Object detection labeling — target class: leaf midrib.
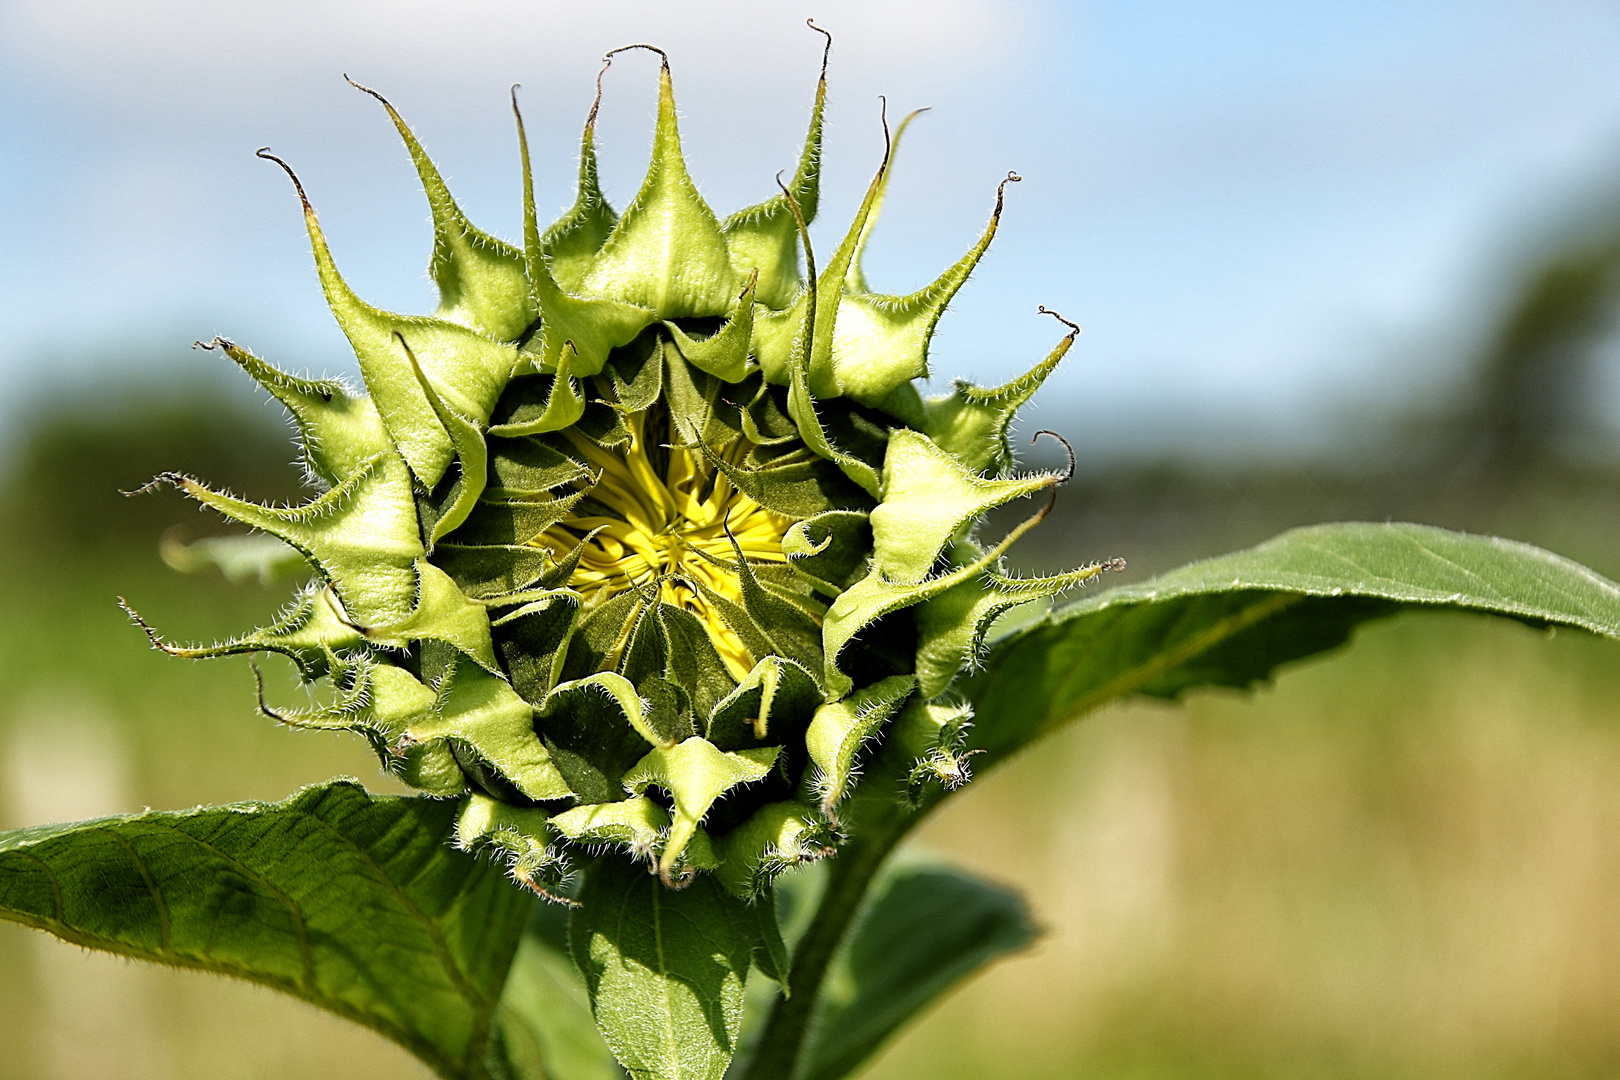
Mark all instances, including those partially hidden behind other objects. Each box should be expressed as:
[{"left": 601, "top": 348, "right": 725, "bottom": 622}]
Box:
[{"left": 988, "top": 591, "right": 1306, "bottom": 748}]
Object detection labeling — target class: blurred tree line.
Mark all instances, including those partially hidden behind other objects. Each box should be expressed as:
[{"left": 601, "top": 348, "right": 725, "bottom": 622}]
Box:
[
  {"left": 2, "top": 388, "right": 303, "bottom": 559},
  {"left": 1454, "top": 195, "right": 1620, "bottom": 475},
  {"left": 1016, "top": 182, "right": 1620, "bottom": 586}
]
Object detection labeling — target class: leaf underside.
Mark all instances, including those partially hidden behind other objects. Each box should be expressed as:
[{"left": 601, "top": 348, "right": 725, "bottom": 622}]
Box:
[
  {"left": 0, "top": 780, "right": 532, "bottom": 1080},
  {"left": 967, "top": 521, "right": 1620, "bottom": 764},
  {"left": 570, "top": 857, "right": 759, "bottom": 1080}
]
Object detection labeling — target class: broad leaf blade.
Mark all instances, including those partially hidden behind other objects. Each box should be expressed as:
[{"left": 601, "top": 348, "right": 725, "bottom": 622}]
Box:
[
  {"left": 0, "top": 779, "right": 531, "bottom": 1080},
  {"left": 968, "top": 522, "right": 1620, "bottom": 762},
  {"left": 799, "top": 863, "right": 1039, "bottom": 1080},
  {"left": 570, "top": 857, "right": 757, "bottom": 1080}
]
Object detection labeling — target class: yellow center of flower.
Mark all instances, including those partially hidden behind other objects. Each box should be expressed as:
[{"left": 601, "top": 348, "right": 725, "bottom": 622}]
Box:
[{"left": 533, "top": 409, "right": 794, "bottom": 679}]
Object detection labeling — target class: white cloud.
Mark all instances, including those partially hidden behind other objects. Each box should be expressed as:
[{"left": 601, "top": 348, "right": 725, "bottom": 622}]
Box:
[{"left": 0, "top": 0, "right": 1020, "bottom": 109}]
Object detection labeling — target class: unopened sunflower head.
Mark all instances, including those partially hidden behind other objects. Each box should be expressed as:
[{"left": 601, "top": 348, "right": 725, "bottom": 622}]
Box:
[{"left": 132, "top": 32, "right": 1118, "bottom": 897}]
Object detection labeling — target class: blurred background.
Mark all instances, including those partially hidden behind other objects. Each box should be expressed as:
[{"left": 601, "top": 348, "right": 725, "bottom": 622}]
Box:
[{"left": 6, "top": 1, "right": 1620, "bottom": 1077}]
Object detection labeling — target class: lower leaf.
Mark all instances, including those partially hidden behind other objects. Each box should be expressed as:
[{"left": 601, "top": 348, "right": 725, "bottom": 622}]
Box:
[
  {"left": 798, "top": 861, "right": 1039, "bottom": 1080},
  {"left": 0, "top": 779, "right": 532, "bottom": 1080},
  {"left": 569, "top": 857, "right": 759, "bottom": 1080}
]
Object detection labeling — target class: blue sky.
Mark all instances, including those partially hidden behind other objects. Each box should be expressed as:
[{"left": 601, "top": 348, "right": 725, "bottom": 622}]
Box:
[{"left": 3, "top": 0, "right": 1619, "bottom": 460}]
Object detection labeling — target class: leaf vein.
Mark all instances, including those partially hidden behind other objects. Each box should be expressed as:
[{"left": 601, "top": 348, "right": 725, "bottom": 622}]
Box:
[
  {"left": 1039, "top": 591, "right": 1305, "bottom": 737},
  {"left": 104, "top": 828, "right": 172, "bottom": 956},
  {"left": 136, "top": 819, "right": 318, "bottom": 992}
]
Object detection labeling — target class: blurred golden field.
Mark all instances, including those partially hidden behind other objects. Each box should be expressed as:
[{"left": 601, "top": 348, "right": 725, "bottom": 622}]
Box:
[
  {"left": 5, "top": 392, "right": 1620, "bottom": 1079},
  {"left": 890, "top": 612, "right": 1620, "bottom": 1080}
]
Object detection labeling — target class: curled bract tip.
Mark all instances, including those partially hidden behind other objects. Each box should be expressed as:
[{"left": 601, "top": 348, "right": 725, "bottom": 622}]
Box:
[
  {"left": 1038, "top": 305, "right": 1080, "bottom": 337},
  {"left": 1031, "top": 429, "right": 1076, "bottom": 482},
  {"left": 807, "top": 18, "right": 833, "bottom": 78},
  {"left": 587, "top": 58, "right": 612, "bottom": 128},
  {"left": 515, "top": 871, "right": 583, "bottom": 907},
  {"left": 603, "top": 43, "right": 670, "bottom": 68},
  {"left": 659, "top": 862, "right": 698, "bottom": 890},
  {"left": 991, "top": 171, "right": 1022, "bottom": 217},
  {"left": 249, "top": 659, "right": 293, "bottom": 723},
  {"left": 255, "top": 148, "right": 310, "bottom": 208},
  {"left": 1028, "top": 430, "right": 1075, "bottom": 519}
]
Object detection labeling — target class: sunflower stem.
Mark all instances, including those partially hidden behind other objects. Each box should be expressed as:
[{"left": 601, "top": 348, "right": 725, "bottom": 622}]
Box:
[{"left": 739, "top": 799, "right": 917, "bottom": 1080}]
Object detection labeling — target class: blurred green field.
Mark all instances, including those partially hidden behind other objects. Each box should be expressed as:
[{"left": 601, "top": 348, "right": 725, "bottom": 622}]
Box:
[{"left": 5, "top": 393, "right": 1620, "bottom": 1079}]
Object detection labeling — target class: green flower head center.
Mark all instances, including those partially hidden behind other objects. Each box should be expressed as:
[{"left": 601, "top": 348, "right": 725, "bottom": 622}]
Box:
[{"left": 537, "top": 406, "right": 795, "bottom": 678}]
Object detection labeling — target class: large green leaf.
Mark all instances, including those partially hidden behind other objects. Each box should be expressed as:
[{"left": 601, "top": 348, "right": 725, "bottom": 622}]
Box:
[
  {"left": 569, "top": 857, "right": 759, "bottom": 1080},
  {"left": 0, "top": 780, "right": 533, "bottom": 1080},
  {"left": 797, "top": 863, "right": 1038, "bottom": 1080},
  {"left": 967, "top": 522, "right": 1620, "bottom": 762}
]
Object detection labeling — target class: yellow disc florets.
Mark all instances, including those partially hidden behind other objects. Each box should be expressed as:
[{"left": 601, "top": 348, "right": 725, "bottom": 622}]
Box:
[{"left": 536, "top": 406, "right": 797, "bottom": 678}]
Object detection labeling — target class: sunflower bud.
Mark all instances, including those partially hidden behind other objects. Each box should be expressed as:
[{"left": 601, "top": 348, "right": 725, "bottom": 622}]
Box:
[{"left": 133, "top": 37, "right": 1116, "bottom": 897}]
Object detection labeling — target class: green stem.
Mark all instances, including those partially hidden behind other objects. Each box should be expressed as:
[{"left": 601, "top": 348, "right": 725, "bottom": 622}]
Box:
[{"left": 738, "top": 802, "right": 915, "bottom": 1080}]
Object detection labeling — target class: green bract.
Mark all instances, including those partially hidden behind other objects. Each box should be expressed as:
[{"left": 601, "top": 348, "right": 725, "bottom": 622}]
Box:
[{"left": 133, "top": 42, "right": 1111, "bottom": 897}]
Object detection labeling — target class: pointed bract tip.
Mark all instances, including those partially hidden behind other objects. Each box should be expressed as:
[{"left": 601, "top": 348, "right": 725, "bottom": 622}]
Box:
[
  {"left": 120, "top": 470, "right": 183, "bottom": 498},
  {"left": 256, "top": 148, "right": 311, "bottom": 210},
  {"left": 774, "top": 169, "right": 816, "bottom": 278},
  {"left": 342, "top": 73, "right": 392, "bottom": 110},
  {"left": 389, "top": 332, "right": 436, "bottom": 407},
  {"left": 117, "top": 597, "right": 184, "bottom": 656}
]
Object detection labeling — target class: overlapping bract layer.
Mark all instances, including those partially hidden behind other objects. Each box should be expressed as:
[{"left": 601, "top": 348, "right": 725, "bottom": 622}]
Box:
[{"left": 139, "top": 44, "right": 1112, "bottom": 896}]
